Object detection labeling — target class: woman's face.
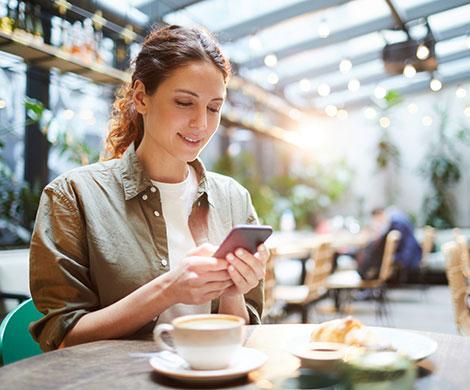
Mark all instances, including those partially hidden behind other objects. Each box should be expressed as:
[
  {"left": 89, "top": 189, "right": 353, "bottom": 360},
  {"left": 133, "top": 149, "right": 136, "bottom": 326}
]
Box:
[{"left": 134, "top": 60, "right": 226, "bottom": 163}]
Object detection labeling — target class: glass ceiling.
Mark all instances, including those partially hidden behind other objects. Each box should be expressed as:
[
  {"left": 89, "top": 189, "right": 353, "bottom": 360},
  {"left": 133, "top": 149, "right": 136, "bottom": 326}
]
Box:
[{"left": 124, "top": 0, "right": 470, "bottom": 111}]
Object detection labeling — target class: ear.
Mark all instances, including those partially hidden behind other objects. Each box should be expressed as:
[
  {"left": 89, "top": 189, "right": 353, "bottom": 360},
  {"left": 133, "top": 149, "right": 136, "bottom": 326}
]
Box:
[{"left": 133, "top": 80, "right": 150, "bottom": 115}]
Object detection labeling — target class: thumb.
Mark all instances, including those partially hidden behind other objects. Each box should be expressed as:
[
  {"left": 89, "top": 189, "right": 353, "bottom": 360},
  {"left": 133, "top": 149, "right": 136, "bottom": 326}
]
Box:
[{"left": 187, "top": 243, "right": 218, "bottom": 257}]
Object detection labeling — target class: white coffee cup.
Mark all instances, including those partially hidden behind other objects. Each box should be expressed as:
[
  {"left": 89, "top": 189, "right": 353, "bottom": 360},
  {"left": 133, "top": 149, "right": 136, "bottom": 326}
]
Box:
[{"left": 153, "top": 314, "right": 245, "bottom": 370}]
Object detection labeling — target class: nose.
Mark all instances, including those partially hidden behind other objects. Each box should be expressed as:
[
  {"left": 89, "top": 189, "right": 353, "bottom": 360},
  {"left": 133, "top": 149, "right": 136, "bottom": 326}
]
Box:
[{"left": 190, "top": 106, "right": 208, "bottom": 130}]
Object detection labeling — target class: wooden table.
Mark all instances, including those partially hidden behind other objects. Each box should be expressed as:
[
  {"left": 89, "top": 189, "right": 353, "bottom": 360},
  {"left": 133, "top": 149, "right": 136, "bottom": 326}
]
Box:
[
  {"left": 0, "top": 324, "right": 468, "bottom": 389},
  {"left": 267, "top": 231, "right": 370, "bottom": 260}
]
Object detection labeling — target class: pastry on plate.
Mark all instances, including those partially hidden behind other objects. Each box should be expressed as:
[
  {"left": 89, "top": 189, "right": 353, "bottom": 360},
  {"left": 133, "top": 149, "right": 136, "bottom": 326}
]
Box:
[{"left": 310, "top": 317, "right": 377, "bottom": 347}]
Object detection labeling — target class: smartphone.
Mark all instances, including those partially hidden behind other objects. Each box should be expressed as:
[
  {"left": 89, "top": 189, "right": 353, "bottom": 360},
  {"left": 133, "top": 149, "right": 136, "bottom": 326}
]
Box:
[{"left": 213, "top": 225, "right": 273, "bottom": 259}]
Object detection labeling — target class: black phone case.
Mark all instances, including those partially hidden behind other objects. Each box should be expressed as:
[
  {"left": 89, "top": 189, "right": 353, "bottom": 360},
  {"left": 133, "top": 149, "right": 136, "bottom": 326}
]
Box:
[{"left": 213, "top": 225, "right": 273, "bottom": 258}]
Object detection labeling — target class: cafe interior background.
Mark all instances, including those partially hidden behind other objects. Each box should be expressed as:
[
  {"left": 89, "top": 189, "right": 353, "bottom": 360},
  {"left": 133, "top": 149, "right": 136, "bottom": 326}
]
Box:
[{"left": 0, "top": 0, "right": 469, "bottom": 356}]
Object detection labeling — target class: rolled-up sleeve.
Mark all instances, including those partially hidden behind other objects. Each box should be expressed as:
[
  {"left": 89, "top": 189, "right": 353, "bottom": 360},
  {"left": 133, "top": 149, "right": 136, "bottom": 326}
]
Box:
[{"left": 29, "top": 181, "right": 99, "bottom": 351}]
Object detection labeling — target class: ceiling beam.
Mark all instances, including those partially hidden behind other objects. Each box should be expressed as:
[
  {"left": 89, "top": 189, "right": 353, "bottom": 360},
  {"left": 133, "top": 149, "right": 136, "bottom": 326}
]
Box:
[
  {"left": 278, "top": 22, "right": 469, "bottom": 89},
  {"left": 339, "top": 66, "right": 470, "bottom": 109},
  {"left": 306, "top": 47, "right": 470, "bottom": 98},
  {"left": 238, "top": 0, "right": 469, "bottom": 69},
  {"left": 216, "top": 0, "right": 349, "bottom": 42},
  {"left": 137, "top": 0, "right": 205, "bottom": 21}
]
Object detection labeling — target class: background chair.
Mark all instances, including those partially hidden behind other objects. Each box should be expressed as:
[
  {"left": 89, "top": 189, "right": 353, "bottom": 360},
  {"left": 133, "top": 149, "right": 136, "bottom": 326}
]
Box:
[
  {"left": 444, "top": 241, "right": 470, "bottom": 336},
  {"left": 326, "top": 230, "right": 401, "bottom": 323},
  {"left": 0, "top": 298, "right": 43, "bottom": 365},
  {"left": 274, "top": 241, "right": 334, "bottom": 323}
]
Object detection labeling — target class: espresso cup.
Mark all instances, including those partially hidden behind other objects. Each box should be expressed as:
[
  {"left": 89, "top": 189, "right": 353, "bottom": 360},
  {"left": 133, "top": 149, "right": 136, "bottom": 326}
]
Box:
[{"left": 153, "top": 314, "right": 245, "bottom": 370}]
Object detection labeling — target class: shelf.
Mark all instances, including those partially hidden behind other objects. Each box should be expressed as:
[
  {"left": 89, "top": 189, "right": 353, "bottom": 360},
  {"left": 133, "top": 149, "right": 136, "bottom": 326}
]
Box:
[{"left": 0, "top": 29, "right": 130, "bottom": 84}]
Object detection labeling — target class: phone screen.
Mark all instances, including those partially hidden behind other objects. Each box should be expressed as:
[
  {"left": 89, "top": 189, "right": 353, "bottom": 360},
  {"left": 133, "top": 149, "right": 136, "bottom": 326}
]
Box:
[{"left": 213, "top": 225, "right": 273, "bottom": 259}]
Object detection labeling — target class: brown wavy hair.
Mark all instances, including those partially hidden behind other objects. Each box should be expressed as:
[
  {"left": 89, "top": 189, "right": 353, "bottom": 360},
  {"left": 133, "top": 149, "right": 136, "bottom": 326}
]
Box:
[{"left": 103, "top": 25, "right": 232, "bottom": 160}]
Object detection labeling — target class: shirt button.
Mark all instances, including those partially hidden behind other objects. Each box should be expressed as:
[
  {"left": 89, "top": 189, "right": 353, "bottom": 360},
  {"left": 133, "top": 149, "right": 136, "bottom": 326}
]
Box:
[
  {"left": 142, "top": 194, "right": 148, "bottom": 201},
  {"left": 154, "top": 210, "right": 160, "bottom": 217},
  {"left": 161, "top": 259, "right": 168, "bottom": 267},
  {"left": 150, "top": 187, "right": 157, "bottom": 193}
]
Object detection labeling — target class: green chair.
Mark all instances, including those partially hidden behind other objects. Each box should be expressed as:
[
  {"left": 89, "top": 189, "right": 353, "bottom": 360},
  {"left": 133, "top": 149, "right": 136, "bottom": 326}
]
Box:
[{"left": 0, "top": 298, "right": 43, "bottom": 365}]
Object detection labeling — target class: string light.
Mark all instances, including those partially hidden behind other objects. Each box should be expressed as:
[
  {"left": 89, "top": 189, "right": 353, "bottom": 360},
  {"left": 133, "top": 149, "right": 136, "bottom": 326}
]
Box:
[
  {"left": 121, "top": 24, "right": 137, "bottom": 45},
  {"left": 249, "top": 36, "right": 262, "bottom": 51},
  {"left": 416, "top": 44, "right": 430, "bottom": 60},
  {"left": 318, "top": 20, "right": 330, "bottom": 38},
  {"left": 374, "top": 86, "right": 387, "bottom": 99},
  {"left": 364, "top": 107, "right": 377, "bottom": 119},
  {"left": 339, "top": 59, "right": 352, "bottom": 74},
  {"left": 325, "top": 105, "right": 338, "bottom": 117},
  {"left": 299, "top": 79, "right": 311, "bottom": 92},
  {"left": 430, "top": 77, "right": 442, "bottom": 92},
  {"left": 337, "top": 108, "right": 348, "bottom": 120},
  {"left": 264, "top": 54, "right": 278, "bottom": 68},
  {"left": 348, "top": 78, "right": 360, "bottom": 92},
  {"left": 317, "top": 83, "right": 331, "bottom": 97},
  {"left": 403, "top": 64, "right": 416, "bottom": 78},
  {"left": 407, "top": 103, "right": 418, "bottom": 114},
  {"left": 267, "top": 73, "right": 279, "bottom": 85},
  {"left": 456, "top": 87, "right": 467, "bottom": 98},
  {"left": 379, "top": 116, "right": 390, "bottom": 128},
  {"left": 422, "top": 116, "right": 433, "bottom": 126},
  {"left": 0, "top": 99, "right": 6, "bottom": 109}
]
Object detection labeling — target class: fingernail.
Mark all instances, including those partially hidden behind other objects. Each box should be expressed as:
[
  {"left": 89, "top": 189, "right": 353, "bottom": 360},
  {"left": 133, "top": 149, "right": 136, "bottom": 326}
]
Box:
[
  {"left": 228, "top": 265, "right": 235, "bottom": 272},
  {"left": 227, "top": 253, "right": 235, "bottom": 261},
  {"left": 236, "top": 249, "right": 244, "bottom": 257}
]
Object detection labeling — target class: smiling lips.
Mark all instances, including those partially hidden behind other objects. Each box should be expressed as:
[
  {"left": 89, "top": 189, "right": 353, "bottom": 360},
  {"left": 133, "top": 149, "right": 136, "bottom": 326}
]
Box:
[{"left": 178, "top": 133, "right": 203, "bottom": 145}]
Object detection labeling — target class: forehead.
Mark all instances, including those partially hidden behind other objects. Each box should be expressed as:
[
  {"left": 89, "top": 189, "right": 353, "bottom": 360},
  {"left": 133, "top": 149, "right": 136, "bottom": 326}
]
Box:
[{"left": 158, "top": 61, "right": 226, "bottom": 98}]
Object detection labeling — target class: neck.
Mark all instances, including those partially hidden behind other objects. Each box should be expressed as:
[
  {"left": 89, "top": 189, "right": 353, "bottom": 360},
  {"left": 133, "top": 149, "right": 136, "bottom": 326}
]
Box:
[{"left": 135, "top": 135, "right": 189, "bottom": 183}]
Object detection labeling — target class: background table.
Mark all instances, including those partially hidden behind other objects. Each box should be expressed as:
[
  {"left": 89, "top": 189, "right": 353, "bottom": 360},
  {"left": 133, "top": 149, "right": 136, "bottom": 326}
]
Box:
[{"left": 0, "top": 324, "right": 468, "bottom": 389}]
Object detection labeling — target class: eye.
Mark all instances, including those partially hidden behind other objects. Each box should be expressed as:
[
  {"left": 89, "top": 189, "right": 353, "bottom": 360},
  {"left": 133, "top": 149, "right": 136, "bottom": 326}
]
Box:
[
  {"left": 208, "top": 106, "right": 221, "bottom": 113},
  {"left": 176, "top": 100, "right": 192, "bottom": 107}
]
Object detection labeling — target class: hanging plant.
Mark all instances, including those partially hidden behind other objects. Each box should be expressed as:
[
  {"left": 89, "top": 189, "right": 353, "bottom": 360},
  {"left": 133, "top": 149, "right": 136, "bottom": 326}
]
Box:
[{"left": 419, "top": 102, "right": 469, "bottom": 228}]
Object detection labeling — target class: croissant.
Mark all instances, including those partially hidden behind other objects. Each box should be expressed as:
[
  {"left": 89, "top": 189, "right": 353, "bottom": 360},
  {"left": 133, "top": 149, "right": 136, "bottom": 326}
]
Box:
[{"left": 310, "top": 317, "right": 372, "bottom": 346}]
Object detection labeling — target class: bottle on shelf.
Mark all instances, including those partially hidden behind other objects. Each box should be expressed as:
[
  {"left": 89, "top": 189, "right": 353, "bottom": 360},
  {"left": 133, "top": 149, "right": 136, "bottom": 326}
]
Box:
[
  {"left": 70, "top": 20, "right": 83, "bottom": 57},
  {"left": 32, "top": 4, "right": 43, "bottom": 43},
  {"left": 82, "top": 18, "right": 94, "bottom": 63},
  {"left": 0, "top": 0, "right": 14, "bottom": 33},
  {"left": 24, "top": 0, "right": 33, "bottom": 35},
  {"left": 60, "top": 20, "right": 72, "bottom": 53}
]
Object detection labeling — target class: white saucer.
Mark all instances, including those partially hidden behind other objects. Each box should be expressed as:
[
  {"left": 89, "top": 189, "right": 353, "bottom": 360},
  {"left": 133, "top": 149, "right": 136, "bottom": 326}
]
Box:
[{"left": 149, "top": 347, "right": 268, "bottom": 383}]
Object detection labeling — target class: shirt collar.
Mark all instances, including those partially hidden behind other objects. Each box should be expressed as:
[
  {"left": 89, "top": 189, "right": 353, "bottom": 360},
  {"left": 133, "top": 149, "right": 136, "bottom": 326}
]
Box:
[{"left": 120, "top": 143, "right": 213, "bottom": 205}]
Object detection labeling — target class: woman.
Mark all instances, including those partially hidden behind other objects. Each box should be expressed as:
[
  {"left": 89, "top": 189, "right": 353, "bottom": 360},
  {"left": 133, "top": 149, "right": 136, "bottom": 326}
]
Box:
[{"left": 29, "top": 25, "right": 268, "bottom": 352}]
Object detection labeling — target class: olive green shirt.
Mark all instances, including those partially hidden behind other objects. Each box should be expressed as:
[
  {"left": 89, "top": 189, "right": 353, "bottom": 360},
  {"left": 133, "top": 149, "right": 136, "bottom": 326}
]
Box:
[{"left": 29, "top": 144, "right": 263, "bottom": 352}]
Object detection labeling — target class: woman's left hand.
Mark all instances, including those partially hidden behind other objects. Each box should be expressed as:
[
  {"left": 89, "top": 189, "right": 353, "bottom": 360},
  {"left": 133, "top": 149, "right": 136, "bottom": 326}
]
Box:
[{"left": 221, "top": 244, "right": 270, "bottom": 296}]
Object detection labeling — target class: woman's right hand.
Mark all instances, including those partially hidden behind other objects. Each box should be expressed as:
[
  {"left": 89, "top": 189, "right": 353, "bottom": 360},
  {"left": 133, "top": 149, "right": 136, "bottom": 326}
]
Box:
[{"left": 166, "top": 244, "right": 234, "bottom": 305}]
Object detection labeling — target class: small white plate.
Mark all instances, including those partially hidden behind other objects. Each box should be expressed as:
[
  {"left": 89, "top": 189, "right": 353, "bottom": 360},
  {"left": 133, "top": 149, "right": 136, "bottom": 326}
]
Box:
[
  {"left": 149, "top": 347, "right": 268, "bottom": 383},
  {"left": 370, "top": 327, "right": 437, "bottom": 361},
  {"left": 290, "top": 326, "right": 437, "bottom": 362}
]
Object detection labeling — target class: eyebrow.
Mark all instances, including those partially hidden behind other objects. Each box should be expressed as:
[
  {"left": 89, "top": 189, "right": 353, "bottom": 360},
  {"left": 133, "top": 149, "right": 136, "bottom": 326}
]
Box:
[{"left": 174, "top": 89, "right": 224, "bottom": 102}]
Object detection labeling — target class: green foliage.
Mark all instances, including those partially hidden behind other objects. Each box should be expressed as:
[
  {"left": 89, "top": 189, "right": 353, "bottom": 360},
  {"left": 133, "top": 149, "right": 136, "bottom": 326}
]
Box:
[
  {"left": 0, "top": 97, "right": 100, "bottom": 247},
  {"left": 376, "top": 131, "right": 400, "bottom": 170},
  {"left": 212, "top": 150, "right": 351, "bottom": 229},
  {"left": 419, "top": 103, "right": 470, "bottom": 228},
  {"left": 374, "top": 90, "right": 402, "bottom": 172},
  {"left": 383, "top": 90, "right": 403, "bottom": 109}
]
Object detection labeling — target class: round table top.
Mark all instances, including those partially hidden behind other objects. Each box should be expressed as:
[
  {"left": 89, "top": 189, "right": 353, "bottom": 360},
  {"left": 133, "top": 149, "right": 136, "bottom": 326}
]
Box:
[{"left": 0, "top": 324, "right": 468, "bottom": 389}]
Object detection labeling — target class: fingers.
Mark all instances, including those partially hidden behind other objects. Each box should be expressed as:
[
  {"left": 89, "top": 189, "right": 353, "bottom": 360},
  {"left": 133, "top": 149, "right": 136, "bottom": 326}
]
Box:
[
  {"left": 197, "top": 270, "right": 232, "bottom": 283},
  {"left": 228, "top": 248, "right": 265, "bottom": 281},
  {"left": 227, "top": 263, "right": 250, "bottom": 293},
  {"left": 186, "top": 256, "right": 229, "bottom": 272},
  {"left": 255, "top": 244, "right": 270, "bottom": 264},
  {"left": 187, "top": 243, "right": 218, "bottom": 257}
]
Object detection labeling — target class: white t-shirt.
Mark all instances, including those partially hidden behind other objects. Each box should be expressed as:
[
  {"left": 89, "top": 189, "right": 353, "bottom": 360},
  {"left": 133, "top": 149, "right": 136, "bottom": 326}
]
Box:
[{"left": 152, "top": 165, "right": 211, "bottom": 324}]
